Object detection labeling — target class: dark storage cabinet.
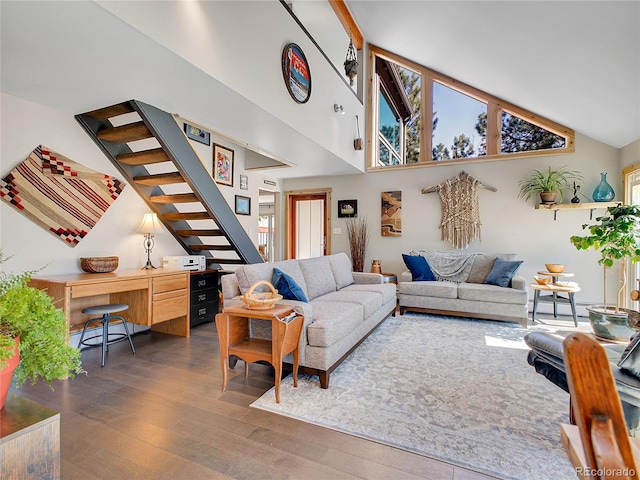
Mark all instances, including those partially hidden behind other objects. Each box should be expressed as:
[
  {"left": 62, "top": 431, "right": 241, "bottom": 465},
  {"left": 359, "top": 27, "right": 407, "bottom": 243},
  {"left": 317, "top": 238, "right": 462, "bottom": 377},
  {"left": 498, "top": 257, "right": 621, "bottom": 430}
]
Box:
[{"left": 190, "top": 270, "right": 218, "bottom": 328}]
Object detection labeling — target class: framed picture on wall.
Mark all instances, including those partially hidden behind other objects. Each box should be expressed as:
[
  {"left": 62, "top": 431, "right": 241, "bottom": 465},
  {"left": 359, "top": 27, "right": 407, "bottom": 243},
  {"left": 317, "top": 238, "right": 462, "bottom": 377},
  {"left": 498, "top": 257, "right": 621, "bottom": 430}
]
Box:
[
  {"left": 183, "top": 123, "right": 210, "bottom": 145},
  {"left": 213, "top": 144, "right": 234, "bottom": 187},
  {"left": 240, "top": 174, "right": 248, "bottom": 190},
  {"left": 338, "top": 199, "right": 357, "bottom": 218},
  {"left": 235, "top": 195, "right": 251, "bottom": 215}
]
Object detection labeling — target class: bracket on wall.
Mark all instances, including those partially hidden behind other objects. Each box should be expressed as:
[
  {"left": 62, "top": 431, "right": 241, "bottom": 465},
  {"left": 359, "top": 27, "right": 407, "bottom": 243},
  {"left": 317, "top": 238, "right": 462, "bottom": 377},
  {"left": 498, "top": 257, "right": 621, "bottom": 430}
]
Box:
[{"left": 535, "top": 202, "right": 620, "bottom": 221}]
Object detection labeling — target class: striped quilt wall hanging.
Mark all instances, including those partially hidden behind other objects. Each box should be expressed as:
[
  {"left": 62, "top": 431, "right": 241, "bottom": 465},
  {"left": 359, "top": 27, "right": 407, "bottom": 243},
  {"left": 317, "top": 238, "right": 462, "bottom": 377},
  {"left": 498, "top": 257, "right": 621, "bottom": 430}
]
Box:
[{"left": 0, "top": 145, "right": 126, "bottom": 247}]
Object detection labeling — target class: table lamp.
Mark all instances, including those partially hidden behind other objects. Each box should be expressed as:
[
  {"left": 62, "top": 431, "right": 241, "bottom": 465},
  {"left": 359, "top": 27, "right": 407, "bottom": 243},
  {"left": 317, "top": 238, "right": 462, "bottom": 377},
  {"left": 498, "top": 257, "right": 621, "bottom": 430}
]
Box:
[{"left": 137, "top": 212, "right": 162, "bottom": 269}]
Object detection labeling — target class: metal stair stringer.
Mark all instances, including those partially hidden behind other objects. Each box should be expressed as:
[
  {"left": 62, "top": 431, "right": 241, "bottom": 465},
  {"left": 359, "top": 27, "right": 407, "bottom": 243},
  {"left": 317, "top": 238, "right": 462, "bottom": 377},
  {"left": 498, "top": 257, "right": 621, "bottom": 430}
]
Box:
[{"left": 75, "top": 100, "right": 263, "bottom": 268}]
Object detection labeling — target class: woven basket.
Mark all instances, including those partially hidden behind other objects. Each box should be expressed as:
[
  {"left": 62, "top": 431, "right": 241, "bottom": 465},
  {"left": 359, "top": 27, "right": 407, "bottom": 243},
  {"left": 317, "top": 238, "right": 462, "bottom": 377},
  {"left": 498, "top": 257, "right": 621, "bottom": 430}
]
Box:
[
  {"left": 240, "top": 280, "right": 283, "bottom": 310},
  {"left": 80, "top": 256, "right": 119, "bottom": 273}
]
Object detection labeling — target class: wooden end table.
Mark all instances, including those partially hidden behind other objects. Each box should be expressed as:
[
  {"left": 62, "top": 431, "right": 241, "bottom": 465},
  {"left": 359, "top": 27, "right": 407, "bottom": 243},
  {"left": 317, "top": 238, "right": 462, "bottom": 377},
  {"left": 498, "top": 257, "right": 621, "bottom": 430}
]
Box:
[
  {"left": 531, "top": 280, "right": 581, "bottom": 327},
  {"left": 215, "top": 303, "right": 304, "bottom": 403}
]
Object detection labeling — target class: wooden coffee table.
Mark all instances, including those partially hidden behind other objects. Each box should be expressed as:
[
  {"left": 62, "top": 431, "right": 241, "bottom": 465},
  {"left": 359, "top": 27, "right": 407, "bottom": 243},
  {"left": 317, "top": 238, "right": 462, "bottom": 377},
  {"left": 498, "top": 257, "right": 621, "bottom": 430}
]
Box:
[{"left": 215, "top": 303, "right": 304, "bottom": 403}]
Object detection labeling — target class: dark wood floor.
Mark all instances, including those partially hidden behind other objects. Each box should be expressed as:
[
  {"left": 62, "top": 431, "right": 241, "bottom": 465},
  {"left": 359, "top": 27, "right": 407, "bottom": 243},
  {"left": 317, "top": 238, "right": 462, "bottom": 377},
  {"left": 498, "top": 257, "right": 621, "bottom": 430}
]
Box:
[{"left": 14, "top": 321, "right": 496, "bottom": 480}]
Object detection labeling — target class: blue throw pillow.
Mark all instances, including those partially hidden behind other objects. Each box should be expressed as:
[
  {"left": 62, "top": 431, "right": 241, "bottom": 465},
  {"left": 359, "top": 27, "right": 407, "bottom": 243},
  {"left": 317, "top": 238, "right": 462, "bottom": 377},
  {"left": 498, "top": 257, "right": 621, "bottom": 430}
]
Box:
[
  {"left": 484, "top": 258, "right": 523, "bottom": 288},
  {"left": 271, "top": 268, "right": 308, "bottom": 302},
  {"left": 402, "top": 254, "right": 437, "bottom": 281}
]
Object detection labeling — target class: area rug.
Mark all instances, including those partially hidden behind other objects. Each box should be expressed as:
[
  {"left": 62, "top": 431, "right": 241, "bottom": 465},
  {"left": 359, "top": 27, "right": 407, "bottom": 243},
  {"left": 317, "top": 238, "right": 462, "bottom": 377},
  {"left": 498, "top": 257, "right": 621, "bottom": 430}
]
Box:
[{"left": 251, "top": 314, "right": 579, "bottom": 480}]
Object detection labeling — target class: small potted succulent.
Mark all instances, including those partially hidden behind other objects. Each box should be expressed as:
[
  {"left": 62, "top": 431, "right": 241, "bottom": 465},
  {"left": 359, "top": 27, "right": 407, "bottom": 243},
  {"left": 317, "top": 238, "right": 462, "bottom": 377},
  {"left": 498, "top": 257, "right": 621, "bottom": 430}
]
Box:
[
  {"left": 570, "top": 205, "right": 640, "bottom": 341},
  {"left": 0, "top": 251, "right": 83, "bottom": 409},
  {"left": 518, "top": 166, "right": 582, "bottom": 204}
]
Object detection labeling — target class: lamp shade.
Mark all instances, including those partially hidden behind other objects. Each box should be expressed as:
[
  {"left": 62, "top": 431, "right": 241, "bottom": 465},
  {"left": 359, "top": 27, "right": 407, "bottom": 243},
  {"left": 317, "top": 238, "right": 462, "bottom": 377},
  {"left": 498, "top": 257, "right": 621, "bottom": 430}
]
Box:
[{"left": 137, "top": 212, "right": 162, "bottom": 234}]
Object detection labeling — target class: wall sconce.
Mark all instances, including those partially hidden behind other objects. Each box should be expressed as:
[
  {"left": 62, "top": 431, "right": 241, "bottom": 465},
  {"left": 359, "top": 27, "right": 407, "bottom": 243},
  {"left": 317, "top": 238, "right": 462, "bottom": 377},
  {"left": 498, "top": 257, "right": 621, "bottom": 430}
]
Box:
[
  {"left": 334, "top": 104, "right": 345, "bottom": 115},
  {"left": 137, "top": 212, "right": 162, "bottom": 269}
]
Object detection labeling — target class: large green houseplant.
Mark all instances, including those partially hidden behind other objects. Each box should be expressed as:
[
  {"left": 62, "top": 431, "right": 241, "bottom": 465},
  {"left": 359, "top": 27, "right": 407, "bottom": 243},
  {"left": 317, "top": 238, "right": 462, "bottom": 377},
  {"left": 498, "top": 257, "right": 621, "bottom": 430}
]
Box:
[
  {"left": 570, "top": 204, "right": 640, "bottom": 340},
  {"left": 0, "top": 251, "right": 83, "bottom": 408},
  {"left": 518, "top": 165, "right": 582, "bottom": 204}
]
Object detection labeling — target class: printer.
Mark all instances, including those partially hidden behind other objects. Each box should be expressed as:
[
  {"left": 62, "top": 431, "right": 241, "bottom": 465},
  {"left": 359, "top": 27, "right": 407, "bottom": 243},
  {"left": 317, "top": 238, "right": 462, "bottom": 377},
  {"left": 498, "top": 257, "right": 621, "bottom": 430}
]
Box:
[{"left": 162, "top": 255, "right": 206, "bottom": 271}]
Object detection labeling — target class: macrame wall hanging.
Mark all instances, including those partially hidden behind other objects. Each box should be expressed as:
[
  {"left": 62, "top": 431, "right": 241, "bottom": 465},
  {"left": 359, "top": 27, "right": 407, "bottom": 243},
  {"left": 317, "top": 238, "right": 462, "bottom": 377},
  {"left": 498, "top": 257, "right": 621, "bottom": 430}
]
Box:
[{"left": 422, "top": 171, "right": 496, "bottom": 249}]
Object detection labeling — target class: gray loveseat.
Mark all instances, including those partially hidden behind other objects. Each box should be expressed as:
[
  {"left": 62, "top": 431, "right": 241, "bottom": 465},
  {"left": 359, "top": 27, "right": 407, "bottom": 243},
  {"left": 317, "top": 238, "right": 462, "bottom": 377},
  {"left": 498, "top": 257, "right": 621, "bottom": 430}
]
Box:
[
  {"left": 398, "top": 251, "right": 529, "bottom": 327},
  {"left": 221, "top": 252, "right": 397, "bottom": 388}
]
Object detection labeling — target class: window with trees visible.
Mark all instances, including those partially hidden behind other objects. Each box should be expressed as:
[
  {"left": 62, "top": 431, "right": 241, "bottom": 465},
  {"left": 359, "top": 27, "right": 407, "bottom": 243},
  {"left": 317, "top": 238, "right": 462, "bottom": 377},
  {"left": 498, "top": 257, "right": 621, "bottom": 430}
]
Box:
[{"left": 369, "top": 45, "right": 574, "bottom": 169}]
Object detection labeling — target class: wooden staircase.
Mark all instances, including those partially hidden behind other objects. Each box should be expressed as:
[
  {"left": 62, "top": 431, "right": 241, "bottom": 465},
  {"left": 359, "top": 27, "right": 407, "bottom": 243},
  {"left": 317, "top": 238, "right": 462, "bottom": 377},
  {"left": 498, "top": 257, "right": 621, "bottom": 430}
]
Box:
[{"left": 75, "top": 100, "right": 264, "bottom": 269}]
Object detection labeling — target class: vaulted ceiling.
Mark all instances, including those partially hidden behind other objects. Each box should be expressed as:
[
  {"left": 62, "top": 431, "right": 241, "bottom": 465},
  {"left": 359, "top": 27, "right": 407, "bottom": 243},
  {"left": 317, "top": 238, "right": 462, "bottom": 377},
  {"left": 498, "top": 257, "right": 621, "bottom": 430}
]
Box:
[
  {"left": 346, "top": 0, "right": 639, "bottom": 149},
  {"left": 1, "top": 1, "right": 638, "bottom": 184}
]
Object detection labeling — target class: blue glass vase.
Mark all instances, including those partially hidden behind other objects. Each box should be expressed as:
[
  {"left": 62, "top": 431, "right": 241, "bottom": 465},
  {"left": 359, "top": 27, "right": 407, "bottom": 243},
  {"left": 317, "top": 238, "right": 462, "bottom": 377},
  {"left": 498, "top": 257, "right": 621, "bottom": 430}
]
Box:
[{"left": 592, "top": 172, "right": 615, "bottom": 202}]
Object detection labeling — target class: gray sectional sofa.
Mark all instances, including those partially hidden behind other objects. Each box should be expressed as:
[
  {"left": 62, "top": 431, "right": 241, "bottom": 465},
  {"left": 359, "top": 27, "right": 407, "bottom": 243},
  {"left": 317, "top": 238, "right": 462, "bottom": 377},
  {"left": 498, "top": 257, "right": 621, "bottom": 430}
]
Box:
[
  {"left": 221, "top": 252, "right": 397, "bottom": 388},
  {"left": 398, "top": 251, "right": 529, "bottom": 327}
]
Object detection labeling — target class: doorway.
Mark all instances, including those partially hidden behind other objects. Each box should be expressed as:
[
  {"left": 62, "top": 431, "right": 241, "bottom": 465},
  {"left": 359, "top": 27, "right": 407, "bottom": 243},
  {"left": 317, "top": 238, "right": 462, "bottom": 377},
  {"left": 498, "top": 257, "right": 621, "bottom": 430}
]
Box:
[
  {"left": 286, "top": 189, "right": 331, "bottom": 259},
  {"left": 258, "top": 189, "right": 276, "bottom": 262}
]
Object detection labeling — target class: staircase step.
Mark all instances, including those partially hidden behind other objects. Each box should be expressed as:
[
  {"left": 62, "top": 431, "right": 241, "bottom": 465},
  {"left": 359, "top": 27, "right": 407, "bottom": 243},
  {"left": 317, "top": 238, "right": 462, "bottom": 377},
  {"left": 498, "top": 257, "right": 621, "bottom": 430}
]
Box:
[
  {"left": 133, "top": 172, "right": 184, "bottom": 186},
  {"left": 209, "top": 258, "right": 246, "bottom": 265},
  {"left": 164, "top": 212, "right": 211, "bottom": 221},
  {"left": 118, "top": 148, "right": 169, "bottom": 166},
  {"left": 83, "top": 102, "right": 135, "bottom": 120},
  {"left": 176, "top": 229, "right": 223, "bottom": 237},
  {"left": 189, "top": 244, "right": 237, "bottom": 252},
  {"left": 97, "top": 122, "right": 152, "bottom": 143},
  {"left": 150, "top": 193, "right": 199, "bottom": 204}
]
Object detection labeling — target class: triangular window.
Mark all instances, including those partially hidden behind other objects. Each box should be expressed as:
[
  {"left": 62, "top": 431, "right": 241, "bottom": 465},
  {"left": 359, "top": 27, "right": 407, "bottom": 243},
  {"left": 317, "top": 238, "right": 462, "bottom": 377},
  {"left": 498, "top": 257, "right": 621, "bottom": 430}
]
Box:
[{"left": 369, "top": 45, "right": 574, "bottom": 169}]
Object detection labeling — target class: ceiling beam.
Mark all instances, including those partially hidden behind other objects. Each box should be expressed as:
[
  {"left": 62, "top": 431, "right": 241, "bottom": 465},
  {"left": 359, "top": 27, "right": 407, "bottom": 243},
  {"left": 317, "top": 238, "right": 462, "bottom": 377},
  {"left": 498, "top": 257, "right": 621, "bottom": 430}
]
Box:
[{"left": 329, "top": 0, "right": 363, "bottom": 50}]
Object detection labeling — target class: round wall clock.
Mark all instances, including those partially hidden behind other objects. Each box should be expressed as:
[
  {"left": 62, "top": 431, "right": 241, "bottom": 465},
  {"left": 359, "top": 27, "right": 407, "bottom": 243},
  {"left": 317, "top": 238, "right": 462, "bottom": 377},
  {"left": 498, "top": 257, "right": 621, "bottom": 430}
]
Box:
[{"left": 282, "top": 43, "right": 311, "bottom": 104}]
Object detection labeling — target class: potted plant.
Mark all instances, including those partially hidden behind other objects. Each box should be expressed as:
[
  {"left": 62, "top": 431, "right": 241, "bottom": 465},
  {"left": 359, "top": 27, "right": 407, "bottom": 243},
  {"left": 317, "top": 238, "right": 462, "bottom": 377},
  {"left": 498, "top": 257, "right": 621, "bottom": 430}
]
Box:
[
  {"left": 570, "top": 204, "right": 640, "bottom": 341},
  {"left": 518, "top": 166, "right": 582, "bottom": 204},
  {"left": 0, "top": 251, "right": 83, "bottom": 409}
]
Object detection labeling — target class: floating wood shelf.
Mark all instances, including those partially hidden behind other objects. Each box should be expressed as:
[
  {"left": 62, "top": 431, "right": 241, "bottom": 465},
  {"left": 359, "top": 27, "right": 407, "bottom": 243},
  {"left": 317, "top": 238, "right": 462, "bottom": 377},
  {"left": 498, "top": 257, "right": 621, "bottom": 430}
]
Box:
[{"left": 536, "top": 201, "right": 620, "bottom": 220}]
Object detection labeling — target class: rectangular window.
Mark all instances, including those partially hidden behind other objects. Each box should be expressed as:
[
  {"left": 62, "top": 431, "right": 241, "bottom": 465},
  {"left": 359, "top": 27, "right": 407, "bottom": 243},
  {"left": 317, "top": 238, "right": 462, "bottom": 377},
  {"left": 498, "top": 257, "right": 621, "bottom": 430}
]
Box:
[{"left": 432, "top": 82, "right": 487, "bottom": 161}]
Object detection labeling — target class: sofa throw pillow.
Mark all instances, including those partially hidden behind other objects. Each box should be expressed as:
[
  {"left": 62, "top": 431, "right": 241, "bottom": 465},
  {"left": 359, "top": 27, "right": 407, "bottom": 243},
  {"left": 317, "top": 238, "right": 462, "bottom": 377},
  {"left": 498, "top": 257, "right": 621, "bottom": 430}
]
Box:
[
  {"left": 484, "top": 258, "right": 523, "bottom": 288},
  {"left": 618, "top": 333, "right": 640, "bottom": 379},
  {"left": 272, "top": 268, "right": 309, "bottom": 302},
  {"left": 402, "top": 254, "right": 437, "bottom": 281}
]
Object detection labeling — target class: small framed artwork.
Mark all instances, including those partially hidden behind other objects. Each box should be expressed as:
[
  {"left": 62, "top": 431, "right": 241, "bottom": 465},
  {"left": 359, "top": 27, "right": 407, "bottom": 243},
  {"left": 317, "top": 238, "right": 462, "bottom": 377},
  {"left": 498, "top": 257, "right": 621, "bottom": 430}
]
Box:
[
  {"left": 240, "top": 174, "right": 248, "bottom": 190},
  {"left": 338, "top": 199, "right": 357, "bottom": 218},
  {"left": 381, "top": 191, "right": 402, "bottom": 236},
  {"left": 235, "top": 195, "right": 251, "bottom": 215},
  {"left": 183, "top": 123, "right": 210, "bottom": 145},
  {"left": 213, "top": 144, "right": 234, "bottom": 187}
]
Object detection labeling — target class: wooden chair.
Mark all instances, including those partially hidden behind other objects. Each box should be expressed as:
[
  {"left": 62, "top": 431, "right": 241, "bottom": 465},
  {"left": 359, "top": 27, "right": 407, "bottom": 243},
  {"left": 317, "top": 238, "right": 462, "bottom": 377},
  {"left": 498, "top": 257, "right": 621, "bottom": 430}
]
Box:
[{"left": 563, "top": 332, "right": 639, "bottom": 479}]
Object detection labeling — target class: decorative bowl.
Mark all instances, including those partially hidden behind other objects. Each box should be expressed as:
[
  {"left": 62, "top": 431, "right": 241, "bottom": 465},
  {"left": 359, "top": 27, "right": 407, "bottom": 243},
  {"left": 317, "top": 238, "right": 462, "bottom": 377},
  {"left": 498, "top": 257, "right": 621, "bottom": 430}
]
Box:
[
  {"left": 80, "top": 256, "right": 119, "bottom": 273},
  {"left": 534, "top": 276, "right": 551, "bottom": 285},
  {"left": 545, "top": 263, "right": 566, "bottom": 274}
]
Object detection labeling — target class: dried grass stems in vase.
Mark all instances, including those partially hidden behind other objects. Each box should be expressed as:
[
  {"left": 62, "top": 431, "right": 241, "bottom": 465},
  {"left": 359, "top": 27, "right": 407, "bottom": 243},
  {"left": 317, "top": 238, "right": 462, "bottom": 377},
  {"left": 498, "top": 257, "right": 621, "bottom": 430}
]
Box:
[{"left": 345, "top": 217, "right": 369, "bottom": 272}]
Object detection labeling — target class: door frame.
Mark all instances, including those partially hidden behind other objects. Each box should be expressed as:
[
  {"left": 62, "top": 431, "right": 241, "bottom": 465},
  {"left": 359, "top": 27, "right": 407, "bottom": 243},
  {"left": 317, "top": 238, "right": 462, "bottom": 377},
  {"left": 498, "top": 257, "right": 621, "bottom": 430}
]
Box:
[
  {"left": 284, "top": 188, "right": 332, "bottom": 259},
  {"left": 622, "top": 162, "right": 640, "bottom": 307}
]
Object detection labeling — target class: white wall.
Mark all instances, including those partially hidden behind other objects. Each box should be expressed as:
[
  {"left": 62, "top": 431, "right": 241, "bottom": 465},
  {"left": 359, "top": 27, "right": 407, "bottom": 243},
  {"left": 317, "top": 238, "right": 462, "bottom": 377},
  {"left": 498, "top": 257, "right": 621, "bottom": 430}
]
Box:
[
  {"left": 96, "top": 0, "right": 365, "bottom": 175},
  {"left": 283, "top": 133, "right": 622, "bottom": 311},
  {"left": 622, "top": 138, "right": 640, "bottom": 169},
  {"left": 0, "top": 93, "right": 279, "bottom": 276}
]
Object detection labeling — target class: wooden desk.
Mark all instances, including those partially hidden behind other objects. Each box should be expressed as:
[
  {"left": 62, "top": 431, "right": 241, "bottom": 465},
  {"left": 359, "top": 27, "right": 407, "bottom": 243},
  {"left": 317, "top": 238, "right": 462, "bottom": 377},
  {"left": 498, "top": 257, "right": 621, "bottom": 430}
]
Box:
[
  {"left": 216, "top": 304, "right": 304, "bottom": 403},
  {"left": 1, "top": 393, "right": 60, "bottom": 479},
  {"left": 30, "top": 268, "right": 191, "bottom": 338}
]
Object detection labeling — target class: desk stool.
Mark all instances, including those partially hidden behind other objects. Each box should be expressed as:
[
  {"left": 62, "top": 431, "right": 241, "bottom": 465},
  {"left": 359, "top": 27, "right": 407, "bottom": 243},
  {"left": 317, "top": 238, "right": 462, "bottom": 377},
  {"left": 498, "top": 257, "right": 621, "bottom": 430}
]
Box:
[{"left": 78, "top": 304, "right": 135, "bottom": 367}]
